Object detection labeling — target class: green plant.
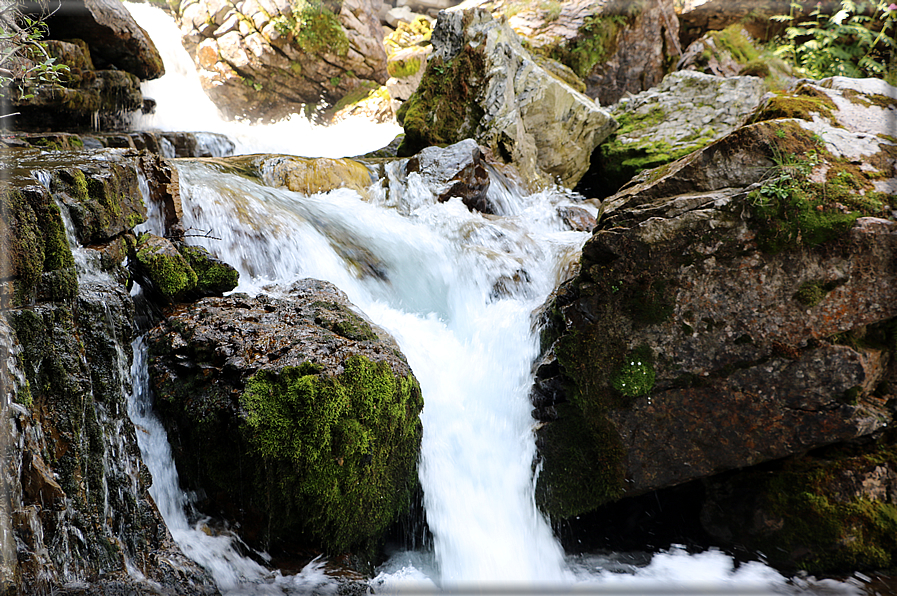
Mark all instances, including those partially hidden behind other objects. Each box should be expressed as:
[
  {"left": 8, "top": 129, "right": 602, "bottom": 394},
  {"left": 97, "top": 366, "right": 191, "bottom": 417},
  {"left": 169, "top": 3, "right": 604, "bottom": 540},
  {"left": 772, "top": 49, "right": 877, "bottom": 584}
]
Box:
[
  {"left": 0, "top": 2, "right": 70, "bottom": 101},
  {"left": 771, "top": 0, "right": 897, "bottom": 84}
]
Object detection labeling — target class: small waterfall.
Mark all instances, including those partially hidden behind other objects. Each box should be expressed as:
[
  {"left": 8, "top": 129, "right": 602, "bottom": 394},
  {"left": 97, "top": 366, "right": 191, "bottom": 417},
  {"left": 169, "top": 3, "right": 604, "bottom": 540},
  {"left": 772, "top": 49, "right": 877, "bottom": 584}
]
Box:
[
  {"left": 124, "top": 2, "right": 402, "bottom": 158},
  {"left": 174, "top": 159, "right": 585, "bottom": 587}
]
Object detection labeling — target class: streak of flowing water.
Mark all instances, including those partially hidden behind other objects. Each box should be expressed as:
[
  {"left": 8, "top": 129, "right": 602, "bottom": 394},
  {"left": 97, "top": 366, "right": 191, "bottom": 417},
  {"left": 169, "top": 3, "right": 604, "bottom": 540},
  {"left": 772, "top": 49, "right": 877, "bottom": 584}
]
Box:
[{"left": 123, "top": 2, "right": 402, "bottom": 157}]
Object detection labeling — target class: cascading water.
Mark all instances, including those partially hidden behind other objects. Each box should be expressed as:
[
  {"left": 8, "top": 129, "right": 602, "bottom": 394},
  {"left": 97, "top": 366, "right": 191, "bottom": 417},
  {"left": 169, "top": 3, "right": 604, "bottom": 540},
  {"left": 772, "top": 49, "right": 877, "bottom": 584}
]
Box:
[{"left": 121, "top": 4, "right": 869, "bottom": 595}]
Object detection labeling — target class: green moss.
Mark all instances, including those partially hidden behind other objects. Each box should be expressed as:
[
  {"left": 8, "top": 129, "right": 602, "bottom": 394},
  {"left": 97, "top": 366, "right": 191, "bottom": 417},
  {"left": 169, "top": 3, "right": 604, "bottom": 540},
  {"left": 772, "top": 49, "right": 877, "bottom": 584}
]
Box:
[
  {"left": 330, "top": 81, "right": 380, "bottom": 113},
  {"left": 312, "top": 300, "right": 377, "bottom": 342},
  {"left": 610, "top": 346, "right": 655, "bottom": 397},
  {"left": 535, "top": 403, "right": 625, "bottom": 518},
  {"left": 178, "top": 244, "right": 239, "bottom": 295},
  {"left": 708, "top": 25, "right": 759, "bottom": 65},
  {"left": 547, "top": 13, "right": 631, "bottom": 78},
  {"left": 752, "top": 444, "right": 897, "bottom": 574},
  {"left": 396, "top": 46, "right": 487, "bottom": 156},
  {"left": 136, "top": 242, "right": 197, "bottom": 299},
  {"left": 240, "top": 355, "right": 422, "bottom": 553},
  {"left": 793, "top": 279, "right": 843, "bottom": 307},
  {"left": 388, "top": 56, "right": 422, "bottom": 78},
  {"left": 746, "top": 123, "right": 887, "bottom": 254},
  {"left": 749, "top": 84, "right": 838, "bottom": 124},
  {"left": 292, "top": 0, "right": 349, "bottom": 57}
]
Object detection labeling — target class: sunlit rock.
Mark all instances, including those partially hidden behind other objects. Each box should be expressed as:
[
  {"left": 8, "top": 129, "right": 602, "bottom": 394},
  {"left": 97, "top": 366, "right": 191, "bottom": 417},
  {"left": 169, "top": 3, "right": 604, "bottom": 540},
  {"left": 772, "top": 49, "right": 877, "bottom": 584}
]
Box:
[{"left": 397, "top": 8, "right": 617, "bottom": 189}]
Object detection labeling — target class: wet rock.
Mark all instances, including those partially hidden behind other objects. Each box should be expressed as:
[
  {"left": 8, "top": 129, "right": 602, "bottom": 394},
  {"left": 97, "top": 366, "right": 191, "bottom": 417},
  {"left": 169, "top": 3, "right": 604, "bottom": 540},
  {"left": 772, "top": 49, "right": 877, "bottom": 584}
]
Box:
[
  {"left": 171, "top": 0, "right": 388, "bottom": 121},
  {"left": 50, "top": 157, "right": 146, "bottom": 245},
  {"left": 262, "top": 155, "right": 375, "bottom": 197},
  {"left": 397, "top": 7, "right": 617, "bottom": 189},
  {"left": 145, "top": 279, "right": 423, "bottom": 555},
  {"left": 405, "top": 139, "right": 491, "bottom": 213},
  {"left": 20, "top": 0, "right": 164, "bottom": 79},
  {"left": 1, "top": 131, "right": 235, "bottom": 158},
  {"left": 0, "top": 183, "right": 77, "bottom": 307},
  {"left": 11, "top": 0, "right": 163, "bottom": 131},
  {"left": 131, "top": 234, "right": 239, "bottom": 304},
  {"left": 557, "top": 205, "right": 597, "bottom": 232},
  {"left": 535, "top": 76, "right": 897, "bottom": 521}
]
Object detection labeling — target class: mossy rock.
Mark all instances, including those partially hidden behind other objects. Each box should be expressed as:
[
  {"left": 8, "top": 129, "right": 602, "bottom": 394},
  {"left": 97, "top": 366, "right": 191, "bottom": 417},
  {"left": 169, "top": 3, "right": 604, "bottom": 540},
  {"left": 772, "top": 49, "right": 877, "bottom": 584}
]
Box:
[
  {"left": 132, "top": 234, "right": 197, "bottom": 302},
  {"left": 177, "top": 243, "right": 239, "bottom": 297},
  {"left": 0, "top": 186, "right": 77, "bottom": 306},
  {"left": 52, "top": 161, "right": 146, "bottom": 245},
  {"left": 396, "top": 46, "right": 487, "bottom": 157},
  {"left": 703, "top": 436, "right": 897, "bottom": 575},
  {"left": 240, "top": 356, "right": 422, "bottom": 553},
  {"left": 146, "top": 282, "right": 423, "bottom": 556}
]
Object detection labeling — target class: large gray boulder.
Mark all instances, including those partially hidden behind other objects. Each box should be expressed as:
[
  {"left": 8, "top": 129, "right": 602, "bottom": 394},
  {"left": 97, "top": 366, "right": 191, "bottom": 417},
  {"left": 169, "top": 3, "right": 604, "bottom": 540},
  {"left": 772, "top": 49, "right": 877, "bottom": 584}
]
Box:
[
  {"left": 593, "top": 70, "right": 766, "bottom": 197},
  {"left": 535, "top": 77, "right": 897, "bottom": 524},
  {"left": 490, "top": 0, "right": 681, "bottom": 107},
  {"left": 397, "top": 8, "right": 617, "bottom": 189}
]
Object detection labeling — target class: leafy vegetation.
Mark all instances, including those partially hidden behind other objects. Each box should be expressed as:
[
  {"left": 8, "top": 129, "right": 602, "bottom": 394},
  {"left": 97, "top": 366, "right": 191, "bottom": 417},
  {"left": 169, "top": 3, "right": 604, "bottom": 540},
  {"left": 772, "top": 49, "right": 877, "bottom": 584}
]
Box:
[
  {"left": 0, "top": 1, "right": 69, "bottom": 100},
  {"left": 771, "top": 0, "right": 897, "bottom": 85}
]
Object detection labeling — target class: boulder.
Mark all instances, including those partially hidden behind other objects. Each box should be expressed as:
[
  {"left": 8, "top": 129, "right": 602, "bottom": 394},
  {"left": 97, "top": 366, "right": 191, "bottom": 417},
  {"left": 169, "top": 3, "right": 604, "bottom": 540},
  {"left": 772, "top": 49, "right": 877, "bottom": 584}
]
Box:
[
  {"left": 584, "top": 70, "right": 766, "bottom": 198},
  {"left": 534, "top": 77, "right": 897, "bottom": 521},
  {"left": 20, "top": 0, "right": 164, "bottom": 79},
  {"left": 397, "top": 8, "right": 617, "bottom": 189},
  {"left": 172, "top": 0, "right": 389, "bottom": 121},
  {"left": 677, "top": 24, "right": 795, "bottom": 88},
  {"left": 145, "top": 280, "right": 423, "bottom": 554},
  {"left": 10, "top": 0, "right": 163, "bottom": 130},
  {"left": 404, "top": 139, "right": 491, "bottom": 213}
]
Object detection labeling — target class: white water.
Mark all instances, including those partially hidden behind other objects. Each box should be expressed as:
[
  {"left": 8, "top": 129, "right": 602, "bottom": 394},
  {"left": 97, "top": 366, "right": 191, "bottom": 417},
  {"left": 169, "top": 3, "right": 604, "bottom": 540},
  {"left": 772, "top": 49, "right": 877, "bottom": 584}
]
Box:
[
  {"left": 124, "top": 2, "right": 401, "bottom": 157},
  {"left": 121, "top": 5, "right": 871, "bottom": 595}
]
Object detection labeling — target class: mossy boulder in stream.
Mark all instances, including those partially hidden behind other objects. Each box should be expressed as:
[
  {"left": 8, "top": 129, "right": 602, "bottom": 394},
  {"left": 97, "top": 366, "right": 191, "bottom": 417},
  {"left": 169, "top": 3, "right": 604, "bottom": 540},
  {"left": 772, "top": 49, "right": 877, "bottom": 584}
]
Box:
[
  {"left": 534, "top": 76, "right": 897, "bottom": 564},
  {"left": 146, "top": 279, "right": 423, "bottom": 557},
  {"left": 130, "top": 233, "right": 238, "bottom": 304}
]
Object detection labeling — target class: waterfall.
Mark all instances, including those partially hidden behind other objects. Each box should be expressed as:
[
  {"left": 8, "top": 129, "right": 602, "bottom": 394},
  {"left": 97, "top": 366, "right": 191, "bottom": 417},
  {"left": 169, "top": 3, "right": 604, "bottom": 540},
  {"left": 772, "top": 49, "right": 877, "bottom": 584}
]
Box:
[
  {"left": 124, "top": 2, "right": 401, "bottom": 158},
  {"left": 117, "top": 5, "right": 862, "bottom": 595}
]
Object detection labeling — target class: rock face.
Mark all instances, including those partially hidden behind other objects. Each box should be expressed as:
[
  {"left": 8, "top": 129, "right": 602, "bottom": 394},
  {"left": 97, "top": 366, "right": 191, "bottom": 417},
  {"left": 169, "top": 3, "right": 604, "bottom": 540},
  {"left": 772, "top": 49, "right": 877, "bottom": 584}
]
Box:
[
  {"left": 493, "top": 0, "right": 681, "bottom": 107},
  {"left": 172, "top": 0, "right": 389, "bottom": 121},
  {"left": 0, "top": 151, "right": 217, "bottom": 594},
  {"left": 535, "top": 77, "right": 897, "bottom": 528},
  {"left": 3, "top": 130, "right": 236, "bottom": 158},
  {"left": 583, "top": 70, "right": 766, "bottom": 198},
  {"left": 677, "top": 0, "right": 836, "bottom": 47},
  {"left": 397, "top": 8, "right": 617, "bottom": 189},
  {"left": 10, "top": 0, "right": 163, "bottom": 131},
  {"left": 145, "top": 280, "right": 423, "bottom": 554}
]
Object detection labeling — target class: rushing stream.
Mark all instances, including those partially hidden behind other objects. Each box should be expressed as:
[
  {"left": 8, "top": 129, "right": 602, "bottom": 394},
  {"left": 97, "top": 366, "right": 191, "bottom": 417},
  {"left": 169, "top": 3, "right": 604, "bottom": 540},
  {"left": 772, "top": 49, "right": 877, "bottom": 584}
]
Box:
[{"left": 117, "top": 4, "right": 874, "bottom": 594}]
